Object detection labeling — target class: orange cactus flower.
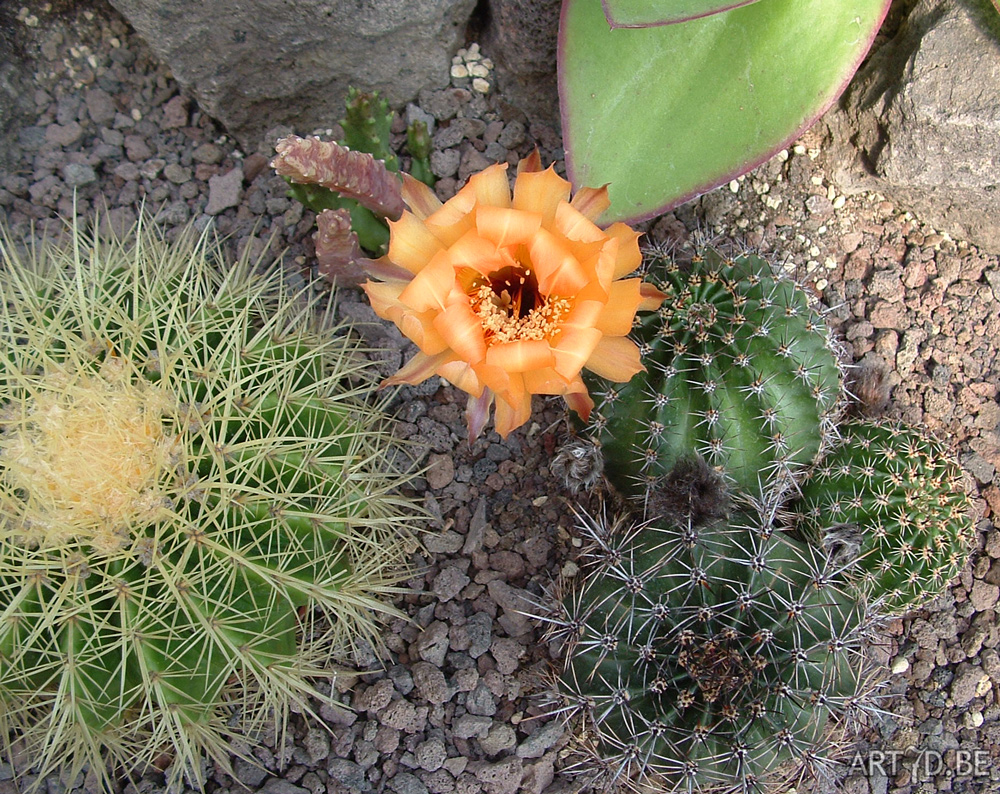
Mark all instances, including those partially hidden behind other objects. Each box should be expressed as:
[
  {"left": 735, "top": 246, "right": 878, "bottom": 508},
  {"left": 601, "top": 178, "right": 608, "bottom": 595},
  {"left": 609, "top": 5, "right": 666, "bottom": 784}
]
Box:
[{"left": 363, "top": 152, "right": 666, "bottom": 439}]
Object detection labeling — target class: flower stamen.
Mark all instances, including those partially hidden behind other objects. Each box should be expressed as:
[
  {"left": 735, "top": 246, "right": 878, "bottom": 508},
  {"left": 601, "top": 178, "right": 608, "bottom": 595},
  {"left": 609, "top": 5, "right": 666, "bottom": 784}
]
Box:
[{"left": 470, "top": 266, "right": 571, "bottom": 345}]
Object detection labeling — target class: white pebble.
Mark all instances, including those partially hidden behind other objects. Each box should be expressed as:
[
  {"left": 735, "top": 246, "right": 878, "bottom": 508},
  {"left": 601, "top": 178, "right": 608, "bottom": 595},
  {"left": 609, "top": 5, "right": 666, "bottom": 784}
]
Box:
[
  {"left": 467, "top": 42, "right": 481, "bottom": 57},
  {"left": 891, "top": 657, "right": 910, "bottom": 675},
  {"left": 729, "top": 179, "right": 740, "bottom": 193},
  {"left": 451, "top": 63, "right": 469, "bottom": 79},
  {"left": 472, "top": 77, "right": 490, "bottom": 94},
  {"left": 965, "top": 711, "right": 985, "bottom": 729},
  {"left": 468, "top": 63, "right": 490, "bottom": 79},
  {"left": 833, "top": 195, "right": 846, "bottom": 209}
]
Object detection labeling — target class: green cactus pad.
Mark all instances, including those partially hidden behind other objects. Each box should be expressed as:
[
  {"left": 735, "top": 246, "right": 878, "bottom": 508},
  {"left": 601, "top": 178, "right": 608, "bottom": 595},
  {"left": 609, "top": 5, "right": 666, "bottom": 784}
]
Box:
[
  {"left": 552, "top": 497, "right": 877, "bottom": 792},
  {"left": 790, "top": 421, "right": 976, "bottom": 614},
  {"left": 0, "top": 217, "right": 418, "bottom": 789},
  {"left": 588, "top": 247, "right": 843, "bottom": 497}
]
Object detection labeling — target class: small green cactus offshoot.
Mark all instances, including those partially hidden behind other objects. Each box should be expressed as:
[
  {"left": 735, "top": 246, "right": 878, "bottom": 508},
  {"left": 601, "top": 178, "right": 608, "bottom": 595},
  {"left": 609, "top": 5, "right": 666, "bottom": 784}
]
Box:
[
  {"left": 283, "top": 88, "right": 402, "bottom": 256},
  {"left": 788, "top": 421, "right": 975, "bottom": 614},
  {"left": 587, "top": 246, "right": 843, "bottom": 498},
  {"left": 548, "top": 483, "right": 879, "bottom": 793},
  {"left": 341, "top": 86, "right": 399, "bottom": 170},
  {"left": 278, "top": 89, "right": 436, "bottom": 282},
  {"left": 0, "top": 216, "right": 419, "bottom": 790},
  {"left": 406, "top": 119, "right": 435, "bottom": 188}
]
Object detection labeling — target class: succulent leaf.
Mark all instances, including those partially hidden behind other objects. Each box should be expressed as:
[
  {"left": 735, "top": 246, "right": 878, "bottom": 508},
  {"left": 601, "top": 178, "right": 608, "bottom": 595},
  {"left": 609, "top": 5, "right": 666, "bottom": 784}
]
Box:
[
  {"left": 560, "top": 0, "right": 891, "bottom": 222},
  {"left": 601, "top": 0, "right": 759, "bottom": 28}
]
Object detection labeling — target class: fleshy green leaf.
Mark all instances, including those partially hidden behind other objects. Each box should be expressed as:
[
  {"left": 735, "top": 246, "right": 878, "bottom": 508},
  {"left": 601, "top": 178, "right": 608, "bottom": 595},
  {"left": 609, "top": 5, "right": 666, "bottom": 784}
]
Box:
[
  {"left": 602, "top": 0, "right": 759, "bottom": 28},
  {"left": 561, "top": 0, "right": 891, "bottom": 222}
]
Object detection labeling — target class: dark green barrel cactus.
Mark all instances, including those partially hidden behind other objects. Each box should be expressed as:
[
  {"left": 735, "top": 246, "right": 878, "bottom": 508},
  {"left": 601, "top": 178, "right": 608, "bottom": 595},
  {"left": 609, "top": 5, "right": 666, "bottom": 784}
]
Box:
[
  {"left": 0, "top": 217, "right": 418, "bottom": 789},
  {"left": 550, "top": 491, "right": 877, "bottom": 793},
  {"left": 789, "top": 420, "right": 975, "bottom": 614},
  {"left": 587, "top": 247, "right": 843, "bottom": 498}
]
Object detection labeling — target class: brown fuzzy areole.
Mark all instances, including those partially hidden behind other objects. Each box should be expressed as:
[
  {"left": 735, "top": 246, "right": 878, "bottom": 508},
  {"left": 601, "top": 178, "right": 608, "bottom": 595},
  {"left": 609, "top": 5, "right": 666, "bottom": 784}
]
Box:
[{"left": 645, "top": 455, "right": 729, "bottom": 528}]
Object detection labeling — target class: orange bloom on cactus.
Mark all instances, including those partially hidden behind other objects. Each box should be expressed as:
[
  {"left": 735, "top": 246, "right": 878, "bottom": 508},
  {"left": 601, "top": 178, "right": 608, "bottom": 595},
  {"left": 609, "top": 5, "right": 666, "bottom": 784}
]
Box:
[{"left": 364, "top": 152, "right": 666, "bottom": 438}]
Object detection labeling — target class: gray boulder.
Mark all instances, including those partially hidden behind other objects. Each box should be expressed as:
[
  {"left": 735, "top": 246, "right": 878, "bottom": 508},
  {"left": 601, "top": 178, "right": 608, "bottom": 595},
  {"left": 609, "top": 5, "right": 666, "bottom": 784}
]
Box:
[
  {"left": 822, "top": 0, "right": 1000, "bottom": 252},
  {"left": 480, "top": 0, "right": 561, "bottom": 124},
  {"left": 107, "top": 0, "right": 477, "bottom": 151}
]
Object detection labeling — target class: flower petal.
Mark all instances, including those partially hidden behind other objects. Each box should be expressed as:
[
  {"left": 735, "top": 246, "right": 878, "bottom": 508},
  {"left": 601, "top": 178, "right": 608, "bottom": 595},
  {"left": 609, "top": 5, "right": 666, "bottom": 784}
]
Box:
[
  {"left": 522, "top": 366, "right": 570, "bottom": 395},
  {"left": 529, "top": 229, "right": 588, "bottom": 296},
  {"left": 553, "top": 200, "right": 605, "bottom": 244},
  {"left": 446, "top": 229, "right": 505, "bottom": 274},
  {"left": 551, "top": 325, "right": 603, "bottom": 380},
  {"left": 595, "top": 279, "right": 645, "bottom": 336},
  {"left": 639, "top": 280, "right": 668, "bottom": 311},
  {"left": 513, "top": 166, "right": 571, "bottom": 226},
  {"left": 466, "top": 390, "right": 493, "bottom": 439},
  {"left": 493, "top": 391, "right": 533, "bottom": 438},
  {"left": 438, "top": 359, "right": 486, "bottom": 398},
  {"left": 433, "top": 300, "right": 487, "bottom": 364},
  {"left": 401, "top": 173, "right": 442, "bottom": 220},
  {"left": 388, "top": 212, "right": 445, "bottom": 274},
  {"left": 517, "top": 149, "right": 543, "bottom": 174},
  {"left": 569, "top": 185, "right": 611, "bottom": 222},
  {"left": 397, "top": 252, "right": 457, "bottom": 312},
  {"left": 486, "top": 340, "right": 554, "bottom": 373},
  {"left": 382, "top": 351, "right": 450, "bottom": 388},
  {"left": 467, "top": 163, "right": 511, "bottom": 208},
  {"left": 561, "top": 298, "right": 604, "bottom": 330},
  {"left": 399, "top": 311, "right": 448, "bottom": 355},
  {"left": 585, "top": 336, "right": 645, "bottom": 382},
  {"left": 364, "top": 279, "right": 407, "bottom": 321},
  {"left": 475, "top": 206, "right": 543, "bottom": 248},
  {"left": 561, "top": 375, "right": 595, "bottom": 422},
  {"left": 606, "top": 223, "right": 644, "bottom": 278}
]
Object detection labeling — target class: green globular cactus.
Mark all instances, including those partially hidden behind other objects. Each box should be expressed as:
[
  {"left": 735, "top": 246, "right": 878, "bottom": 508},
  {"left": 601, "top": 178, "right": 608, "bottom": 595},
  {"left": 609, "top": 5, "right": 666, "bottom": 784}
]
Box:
[
  {"left": 548, "top": 489, "right": 878, "bottom": 793},
  {"left": 789, "top": 421, "right": 975, "bottom": 614},
  {"left": 588, "top": 246, "right": 843, "bottom": 498},
  {"left": 0, "top": 216, "right": 419, "bottom": 790}
]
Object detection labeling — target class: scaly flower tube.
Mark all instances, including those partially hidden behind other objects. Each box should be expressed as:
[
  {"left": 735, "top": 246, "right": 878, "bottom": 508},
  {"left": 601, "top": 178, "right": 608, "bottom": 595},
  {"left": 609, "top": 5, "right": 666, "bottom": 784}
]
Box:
[{"left": 364, "top": 152, "right": 665, "bottom": 438}]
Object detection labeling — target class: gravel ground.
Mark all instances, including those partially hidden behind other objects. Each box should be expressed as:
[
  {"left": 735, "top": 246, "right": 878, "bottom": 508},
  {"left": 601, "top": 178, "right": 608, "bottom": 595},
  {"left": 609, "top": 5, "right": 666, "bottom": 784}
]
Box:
[{"left": 3, "top": 3, "right": 1000, "bottom": 794}]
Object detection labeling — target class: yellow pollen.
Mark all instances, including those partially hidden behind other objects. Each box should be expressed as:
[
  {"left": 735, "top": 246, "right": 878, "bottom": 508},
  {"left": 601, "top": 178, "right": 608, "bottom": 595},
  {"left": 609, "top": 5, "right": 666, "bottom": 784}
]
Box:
[{"left": 471, "top": 283, "right": 571, "bottom": 345}]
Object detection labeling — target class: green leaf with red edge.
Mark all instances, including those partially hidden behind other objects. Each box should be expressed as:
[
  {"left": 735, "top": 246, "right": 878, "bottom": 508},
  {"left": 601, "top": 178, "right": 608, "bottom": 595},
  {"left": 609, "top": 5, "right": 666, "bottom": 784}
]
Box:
[
  {"left": 602, "top": 0, "right": 759, "bottom": 28},
  {"left": 561, "top": 0, "right": 891, "bottom": 223}
]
